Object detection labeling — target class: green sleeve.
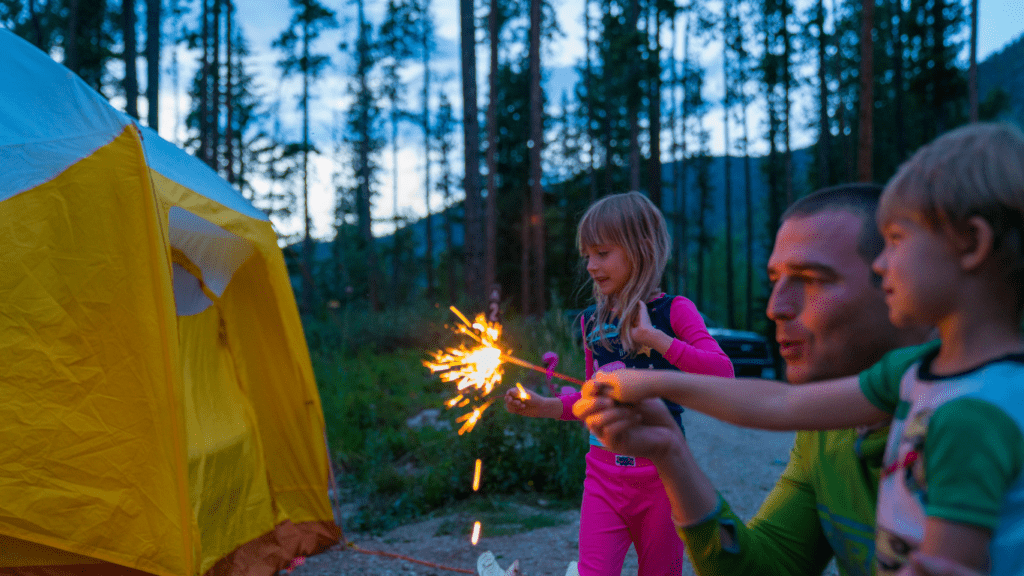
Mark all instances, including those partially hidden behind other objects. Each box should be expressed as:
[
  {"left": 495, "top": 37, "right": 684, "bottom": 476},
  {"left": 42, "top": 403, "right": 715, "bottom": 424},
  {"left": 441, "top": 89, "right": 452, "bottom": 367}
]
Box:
[
  {"left": 924, "top": 398, "right": 1024, "bottom": 529},
  {"left": 859, "top": 341, "right": 940, "bottom": 413},
  {"left": 681, "top": 437, "right": 833, "bottom": 576}
]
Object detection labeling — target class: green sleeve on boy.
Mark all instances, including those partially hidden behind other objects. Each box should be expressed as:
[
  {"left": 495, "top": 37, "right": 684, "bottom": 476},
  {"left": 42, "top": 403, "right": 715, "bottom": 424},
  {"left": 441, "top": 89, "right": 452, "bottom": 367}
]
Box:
[
  {"left": 859, "top": 341, "right": 941, "bottom": 412},
  {"left": 924, "top": 397, "right": 1024, "bottom": 530}
]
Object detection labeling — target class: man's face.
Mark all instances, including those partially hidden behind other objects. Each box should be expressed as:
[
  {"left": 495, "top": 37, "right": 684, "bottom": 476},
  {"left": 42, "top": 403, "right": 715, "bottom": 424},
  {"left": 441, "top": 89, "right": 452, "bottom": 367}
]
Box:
[{"left": 767, "top": 210, "right": 899, "bottom": 384}]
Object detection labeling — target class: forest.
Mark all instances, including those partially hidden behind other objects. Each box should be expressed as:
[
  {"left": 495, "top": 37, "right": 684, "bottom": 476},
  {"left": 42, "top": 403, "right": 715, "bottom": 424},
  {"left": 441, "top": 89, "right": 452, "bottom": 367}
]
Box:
[
  {"left": 3, "top": 0, "right": 1018, "bottom": 329},
  {"left": 3, "top": 0, "right": 1021, "bottom": 527}
]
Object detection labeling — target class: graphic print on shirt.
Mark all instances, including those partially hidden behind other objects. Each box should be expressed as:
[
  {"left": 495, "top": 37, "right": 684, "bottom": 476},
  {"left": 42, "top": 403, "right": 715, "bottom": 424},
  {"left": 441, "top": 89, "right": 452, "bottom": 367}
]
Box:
[{"left": 876, "top": 408, "right": 932, "bottom": 576}]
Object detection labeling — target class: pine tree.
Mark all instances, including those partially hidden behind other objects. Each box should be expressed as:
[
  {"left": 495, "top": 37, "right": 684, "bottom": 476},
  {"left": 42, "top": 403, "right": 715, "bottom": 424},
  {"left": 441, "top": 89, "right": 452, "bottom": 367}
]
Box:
[
  {"left": 346, "top": 0, "right": 383, "bottom": 311},
  {"left": 273, "top": 0, "right": 338, "bottom": 313}
]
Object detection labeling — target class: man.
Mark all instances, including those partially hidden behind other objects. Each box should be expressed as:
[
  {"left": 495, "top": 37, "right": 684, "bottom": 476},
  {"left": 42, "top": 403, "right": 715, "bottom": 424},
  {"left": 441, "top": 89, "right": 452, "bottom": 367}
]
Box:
[{"left": 575, "top": 184, "right": 932, "bottom": 576}]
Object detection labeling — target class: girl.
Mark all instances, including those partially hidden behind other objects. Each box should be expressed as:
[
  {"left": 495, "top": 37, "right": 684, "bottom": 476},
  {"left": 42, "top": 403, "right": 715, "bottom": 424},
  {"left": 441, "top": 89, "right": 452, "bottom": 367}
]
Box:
[{"left": 504, "top": 191, "right": 734, "bottom": 576}]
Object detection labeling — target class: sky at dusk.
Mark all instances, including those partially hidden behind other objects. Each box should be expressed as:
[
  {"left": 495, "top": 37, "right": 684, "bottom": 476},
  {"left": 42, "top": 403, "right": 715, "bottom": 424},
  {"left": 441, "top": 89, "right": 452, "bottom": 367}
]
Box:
[{"left": 152, "top": 0, "right": 1024, "bottom": 239}]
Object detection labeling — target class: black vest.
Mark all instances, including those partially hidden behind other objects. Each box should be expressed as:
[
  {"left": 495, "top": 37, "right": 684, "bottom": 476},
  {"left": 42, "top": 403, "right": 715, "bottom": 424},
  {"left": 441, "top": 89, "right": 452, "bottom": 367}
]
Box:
[{"left": 582, "top": 294, "right": 686, "bottom": 432}]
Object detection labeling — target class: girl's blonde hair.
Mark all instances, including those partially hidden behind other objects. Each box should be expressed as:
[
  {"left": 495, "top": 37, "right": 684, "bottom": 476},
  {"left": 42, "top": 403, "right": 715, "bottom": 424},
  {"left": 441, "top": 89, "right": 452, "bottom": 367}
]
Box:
[
  {"left": 577, "top": 191, "right": 672, "bottom": 355},
  {"left": 880, "top": 123, "right": 1024, "bottom": 309}
]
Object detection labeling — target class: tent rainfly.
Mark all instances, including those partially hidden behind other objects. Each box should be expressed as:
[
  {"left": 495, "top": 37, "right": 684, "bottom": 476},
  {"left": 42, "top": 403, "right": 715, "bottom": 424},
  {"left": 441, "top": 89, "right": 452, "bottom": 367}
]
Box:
[{"left": 0, "top": 29, "right": 340, "bottom": 576}]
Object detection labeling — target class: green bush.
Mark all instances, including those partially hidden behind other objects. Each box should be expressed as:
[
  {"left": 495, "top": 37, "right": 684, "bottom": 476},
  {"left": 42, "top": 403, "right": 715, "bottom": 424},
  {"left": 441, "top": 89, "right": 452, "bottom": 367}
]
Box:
[{"left": 309, "top": 305, "right": 590, "bottom": 533}]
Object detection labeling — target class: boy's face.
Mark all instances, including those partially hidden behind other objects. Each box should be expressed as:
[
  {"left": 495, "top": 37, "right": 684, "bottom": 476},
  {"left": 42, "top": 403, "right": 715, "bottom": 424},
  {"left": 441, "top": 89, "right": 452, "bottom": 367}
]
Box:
[
  {"left": 874, "top": 214, "right": 959, "bottom": 328},
  {"left": 767, "top": 210, "right": 901, "bottom": 384}
]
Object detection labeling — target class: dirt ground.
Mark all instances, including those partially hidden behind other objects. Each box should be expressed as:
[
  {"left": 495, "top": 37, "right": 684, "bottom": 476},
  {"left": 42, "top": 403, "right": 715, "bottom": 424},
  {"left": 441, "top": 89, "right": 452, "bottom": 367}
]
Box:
[{"left": 292, "top": 411, "right": 800, "bottom": 576}]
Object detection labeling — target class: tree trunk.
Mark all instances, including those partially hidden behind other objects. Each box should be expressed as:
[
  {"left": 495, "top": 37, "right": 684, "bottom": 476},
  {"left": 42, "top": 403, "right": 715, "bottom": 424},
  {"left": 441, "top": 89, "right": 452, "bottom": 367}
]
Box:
[
  {"left": 423, "top": 0, "right": 435, "bottom": 302},
  {"left": 356, "top": 0, "right": 380, "bottom": 311},
  {"left": 146, "top": 0, "right": 160, "bottom": 129},
  {"left": 856, "top": 0, "right": 874, "bottom": 182},
  {"left": 224, "top": 1, "right": 234, "bottom": 182},
  {"left": 528, "top": 0, "right": 545, "bottom": 316},
  {"left": 123, "top": 0, "right": 138, "bottom": 119},
  {"left": 669, "top": 12, "right": 679, "bottom": 292},
  {"left": 584, "top": 0, "right": 597, "bottom": 203},
  {"left": 301, "top": 14, "right": 314, "bottom": 313},
  {"left": 486, "top": 0, "right": 498, "bottom": 301},
  {"left": 722, "top": 36, "right": 734, "bottom": 328},
  {"left": 679, "top": 11, "right": 691, "bottom": 296},
  {"left": 647, "top": 3, "right": 662, "bottom": 207},
  {"left": 627, "top": 0, "right": 640, "bottom": 192},
  {"left": 893, "top": 0, "right": 905, "bottom": 160},
  {"left": 969, "top": 0, "right": 978, "bottom": 122},
  {"left": 211, "top": 0, "right": 222, "bottom": 169},
  {"left": 199, "top": 0, "right": 210, "bottom": 163},
  {"left": 67, "top": 0, "right": 79, "bottom": 72},
  {"left": 460, "top": 0, "right": 484, "bottom": 304},
  {"left": 816, "top": 0, "right": 831, "bottom": 187},
  {"left": 27, "top": 0, "right": 43, "bottom": 46}
]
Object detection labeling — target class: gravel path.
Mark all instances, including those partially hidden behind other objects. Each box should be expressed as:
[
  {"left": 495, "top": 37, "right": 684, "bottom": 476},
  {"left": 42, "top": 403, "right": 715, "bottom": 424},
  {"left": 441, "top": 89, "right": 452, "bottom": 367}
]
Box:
[{"left": 294, "top": 411, "right": 798, "bottom": 576}]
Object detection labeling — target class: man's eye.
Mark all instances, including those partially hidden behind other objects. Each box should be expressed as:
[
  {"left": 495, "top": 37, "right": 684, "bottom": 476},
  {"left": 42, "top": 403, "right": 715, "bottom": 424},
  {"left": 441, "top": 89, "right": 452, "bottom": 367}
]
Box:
[{"left": 597, "top": 251, "right": 608, "bottom": 257}]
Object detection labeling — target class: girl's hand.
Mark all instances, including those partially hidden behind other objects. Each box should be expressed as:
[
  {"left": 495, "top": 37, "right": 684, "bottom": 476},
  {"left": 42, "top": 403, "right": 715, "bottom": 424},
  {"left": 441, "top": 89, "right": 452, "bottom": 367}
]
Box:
[
  {"left": 504, "top": 387, "right": 561, "bottom": 419},
  {"left": 630, "top": 301, "right": 655, "bottom": 350},
  {"left": 583, "top": 369, "right": 657, "bottom": 404}
]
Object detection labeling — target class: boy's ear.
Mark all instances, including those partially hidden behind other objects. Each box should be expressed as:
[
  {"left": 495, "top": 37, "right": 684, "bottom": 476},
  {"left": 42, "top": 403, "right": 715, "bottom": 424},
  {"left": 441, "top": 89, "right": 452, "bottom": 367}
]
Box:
[{"left": 957, "top": 215, "right": 995, "bottom": 272}]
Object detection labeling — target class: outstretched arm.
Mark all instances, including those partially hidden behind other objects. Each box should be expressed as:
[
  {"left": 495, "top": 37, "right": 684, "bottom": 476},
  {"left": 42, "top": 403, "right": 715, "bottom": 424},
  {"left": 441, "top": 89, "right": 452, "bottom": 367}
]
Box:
[{"left": 584, "top": 369, "right": 890, "bottom": 431}]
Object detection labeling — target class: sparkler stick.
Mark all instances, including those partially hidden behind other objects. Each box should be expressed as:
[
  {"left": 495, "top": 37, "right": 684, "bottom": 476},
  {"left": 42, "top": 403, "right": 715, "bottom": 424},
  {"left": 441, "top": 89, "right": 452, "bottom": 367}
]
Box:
[
  {"left": 471, "top": 521, "right": 482, "bottom": 546},
  {"left": 501, "top": 353, "right": 584, "bottom": 386},
  {"left": 473, "top": 459, "right": 482, "bottom": 492}
]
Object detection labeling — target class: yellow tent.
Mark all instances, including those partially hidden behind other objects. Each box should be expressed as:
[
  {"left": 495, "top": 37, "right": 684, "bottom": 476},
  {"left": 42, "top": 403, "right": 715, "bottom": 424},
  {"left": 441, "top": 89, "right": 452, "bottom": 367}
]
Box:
[{"left": 0, "top": 29, "right": 339, "bottom": 576}]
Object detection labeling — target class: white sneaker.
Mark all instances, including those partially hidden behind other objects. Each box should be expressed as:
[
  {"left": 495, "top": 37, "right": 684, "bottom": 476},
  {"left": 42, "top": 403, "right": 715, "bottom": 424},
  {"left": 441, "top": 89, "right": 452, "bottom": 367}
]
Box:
[
  {"left": 565, "top": 560, "right": 580, "bottom": 576},
  {"left": 477, "top": 551, "right": 503, "bottom": 576}
]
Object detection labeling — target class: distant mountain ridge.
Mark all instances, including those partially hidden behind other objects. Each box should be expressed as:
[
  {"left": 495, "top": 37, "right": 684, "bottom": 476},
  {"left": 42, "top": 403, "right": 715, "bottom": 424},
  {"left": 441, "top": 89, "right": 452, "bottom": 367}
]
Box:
[{"left": 979, "top": 33, "right": 1024, "bottom": 126}]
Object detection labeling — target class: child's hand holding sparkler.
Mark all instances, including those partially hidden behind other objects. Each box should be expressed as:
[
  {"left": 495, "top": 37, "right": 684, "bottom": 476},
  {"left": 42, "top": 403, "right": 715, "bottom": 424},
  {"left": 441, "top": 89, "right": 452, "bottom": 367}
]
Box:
[{"left": 504, "top": 384, "right": 563, "bottom": 419}]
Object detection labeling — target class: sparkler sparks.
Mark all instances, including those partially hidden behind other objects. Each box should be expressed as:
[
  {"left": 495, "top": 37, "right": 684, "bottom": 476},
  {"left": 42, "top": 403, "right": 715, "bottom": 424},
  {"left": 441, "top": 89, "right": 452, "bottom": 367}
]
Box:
[
  {"left": 425, "top": 306, "right": 585, "bottom": 545},
  {"left": 424, "top": 307, "right": 506, "bottom": 435}
]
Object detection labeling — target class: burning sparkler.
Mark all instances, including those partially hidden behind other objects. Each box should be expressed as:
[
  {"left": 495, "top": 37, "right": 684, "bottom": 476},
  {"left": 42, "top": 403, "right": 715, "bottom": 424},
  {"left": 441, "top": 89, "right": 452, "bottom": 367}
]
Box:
[
  {"left": 425, "top": 306, "right": 582, "bottom": 435},
  {"left": 424, "top": 306, "right": 585, "bottom": 546}
]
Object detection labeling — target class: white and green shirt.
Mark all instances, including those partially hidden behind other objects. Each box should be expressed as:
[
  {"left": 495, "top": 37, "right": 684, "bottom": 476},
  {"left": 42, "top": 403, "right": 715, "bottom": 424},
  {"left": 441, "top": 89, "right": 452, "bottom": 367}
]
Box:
[{"left": 860, "top": 348, "right": 1024, "bottom": 576}]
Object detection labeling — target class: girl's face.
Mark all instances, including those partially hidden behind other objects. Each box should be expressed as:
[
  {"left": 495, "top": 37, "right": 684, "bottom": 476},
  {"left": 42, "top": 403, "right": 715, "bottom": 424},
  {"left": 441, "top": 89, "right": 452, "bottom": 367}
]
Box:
[
  {"left": 584, "top": 243, "right": 631, "bottom": 296},
  {"left": 873, "top": 214, "right": 960, "bottom": 327}
]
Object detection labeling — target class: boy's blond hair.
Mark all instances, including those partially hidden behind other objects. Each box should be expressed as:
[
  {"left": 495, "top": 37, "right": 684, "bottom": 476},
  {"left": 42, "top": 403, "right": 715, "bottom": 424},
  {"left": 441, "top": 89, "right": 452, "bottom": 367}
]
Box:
[
  {"left": 880, "top": 123, "right": 1024, "bottom": 307},
  {"left": 577, "top": 191, "right": 671, "bottom": 355}
]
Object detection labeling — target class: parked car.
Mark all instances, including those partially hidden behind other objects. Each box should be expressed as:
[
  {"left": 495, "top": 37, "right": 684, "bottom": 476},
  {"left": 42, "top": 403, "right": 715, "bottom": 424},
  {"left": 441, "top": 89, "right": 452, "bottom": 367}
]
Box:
[{"left": 702, "top": 314, "right": 778, "bottom": 379}]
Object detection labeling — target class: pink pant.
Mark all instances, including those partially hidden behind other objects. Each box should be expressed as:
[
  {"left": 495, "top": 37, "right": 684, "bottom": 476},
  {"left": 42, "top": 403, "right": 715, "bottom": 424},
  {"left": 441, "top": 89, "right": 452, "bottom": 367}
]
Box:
[{"left": 577, "top": 446, "right": 685, "bottom": 576}]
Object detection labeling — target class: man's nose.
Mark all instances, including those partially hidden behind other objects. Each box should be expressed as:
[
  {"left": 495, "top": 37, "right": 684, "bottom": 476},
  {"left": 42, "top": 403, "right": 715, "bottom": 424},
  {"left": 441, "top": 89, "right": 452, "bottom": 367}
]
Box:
[{"left": 767, "top": 279, "right": 799, "bottom": 321}]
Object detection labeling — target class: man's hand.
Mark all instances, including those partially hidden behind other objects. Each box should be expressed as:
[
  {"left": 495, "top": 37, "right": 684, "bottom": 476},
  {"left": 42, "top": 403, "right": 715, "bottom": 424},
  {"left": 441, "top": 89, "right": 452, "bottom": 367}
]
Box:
[
  {"left": 572, "top": 395, "right": 683, "bottom": 463},
  {"left": 583, "top": 369, "right": 659, "bottom": 404},
  {"left": 504, "top": 387, "right": 561, "bottom": 419}
]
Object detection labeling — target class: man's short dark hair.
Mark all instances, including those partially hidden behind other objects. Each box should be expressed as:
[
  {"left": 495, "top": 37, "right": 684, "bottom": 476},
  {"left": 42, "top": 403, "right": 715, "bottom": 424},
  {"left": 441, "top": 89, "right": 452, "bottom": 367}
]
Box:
[{"left": 781, "top": 183, "right": 885, "bottom": 266}]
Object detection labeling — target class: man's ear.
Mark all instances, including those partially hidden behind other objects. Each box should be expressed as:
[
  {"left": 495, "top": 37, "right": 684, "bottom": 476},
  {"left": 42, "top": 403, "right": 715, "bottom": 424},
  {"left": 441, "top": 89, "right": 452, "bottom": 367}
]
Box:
[{"left": 957, "top": 215, "right": 995, "bottom": 271}]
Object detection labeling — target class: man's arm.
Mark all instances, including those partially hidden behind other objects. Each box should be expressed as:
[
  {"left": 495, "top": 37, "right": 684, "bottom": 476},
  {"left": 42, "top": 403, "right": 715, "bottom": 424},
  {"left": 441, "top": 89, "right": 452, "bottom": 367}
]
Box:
[{"left": 575, "top": 396, "right": 834, "bottom": 576}]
